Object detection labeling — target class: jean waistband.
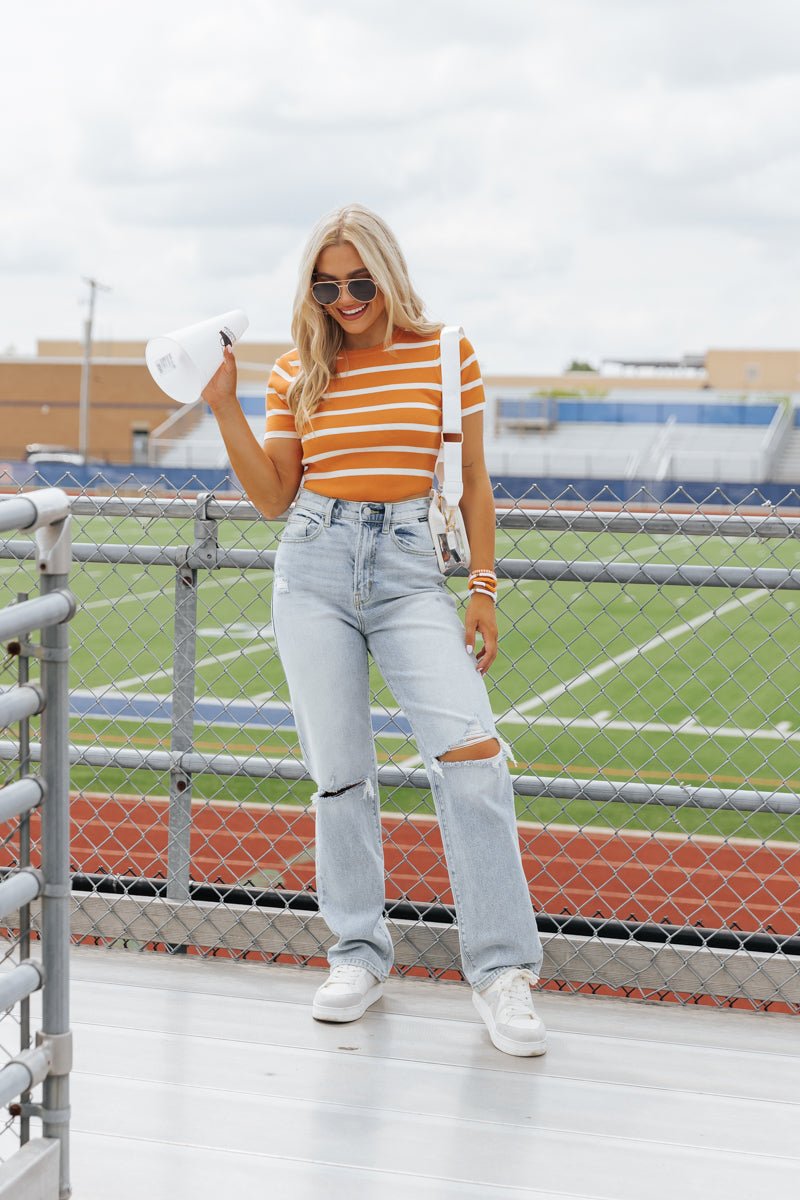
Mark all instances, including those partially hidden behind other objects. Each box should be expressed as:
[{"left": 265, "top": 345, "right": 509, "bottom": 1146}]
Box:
[{"left": 294, "top": 487, "right": 432, "bottom": 530}]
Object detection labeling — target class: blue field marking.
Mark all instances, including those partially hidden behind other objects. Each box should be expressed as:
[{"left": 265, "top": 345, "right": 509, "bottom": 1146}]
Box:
[{"left": 69, "top": 689, "right": 414, "bottom": 738}]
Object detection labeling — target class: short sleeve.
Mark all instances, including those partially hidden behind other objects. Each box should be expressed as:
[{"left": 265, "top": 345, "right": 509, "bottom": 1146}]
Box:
[
  {"left": 459, "top": 335, "right": 485, "bottom": 417},
  {"left": 265, "top": 353, "right": 301, "bottom": 441}
]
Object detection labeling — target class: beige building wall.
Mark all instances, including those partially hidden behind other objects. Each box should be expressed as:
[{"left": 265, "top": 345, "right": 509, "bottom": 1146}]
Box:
[
  {"left": 484, "top": 372, "right": 704, "bottom": 393},
  {"left": 705, "top": 350, "right": 800, "bottom": 392},
  {"left": 0, "top": 360, "right": 178, "bottom": 461},
  {"left": 1, "top": 340, "right": 293, "bottom": 461}
]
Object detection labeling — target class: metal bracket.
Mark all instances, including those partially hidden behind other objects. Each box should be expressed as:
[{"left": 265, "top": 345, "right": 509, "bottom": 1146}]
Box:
[
  {"left": 4, "top": 636, "right": 34, "bottom": 659},
  {"left": 36, "top": 644, "right": 71, "bottom": 662},
  {"left": 5, "top": 640, "right": 71, "bottom": 663},
  {"left": 40, "top": 1104, "right": 71, "bottom": 1125},
  {"left": 168, "top": 766, "right": 192, "bottom": 795},
  {"left": 186, "top": 490, "right": 220, "bottom": 570},
  {"left": 35, "top": 513, "right": 73, "bottom": 575},
  {"left": 36, "top": 1030, "right": 73, "bottom": 1075},
  {"left": 8, "top": 1101, "right": 43, "bottom": 1120},
  {"left": 41, "top": 882, "right": 71, "bottom": 900}
]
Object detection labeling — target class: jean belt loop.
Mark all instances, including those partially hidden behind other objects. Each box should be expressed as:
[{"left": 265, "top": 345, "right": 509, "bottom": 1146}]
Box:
[
  {"left": 323, "top": 496, "right": 336, "bottom": 527},
  {"left": 381, "top": 501, "right": 392, "bottom": 534}
]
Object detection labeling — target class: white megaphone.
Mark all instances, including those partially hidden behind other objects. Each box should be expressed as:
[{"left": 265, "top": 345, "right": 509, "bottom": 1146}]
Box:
[{"left": 145, "top": 308, "right": 249, "bottom": 404}]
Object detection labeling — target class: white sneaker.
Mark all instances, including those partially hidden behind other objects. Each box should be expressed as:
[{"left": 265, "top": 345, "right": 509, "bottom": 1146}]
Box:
[
  {"left": 472, "top": 968, "right": 547, "bottom": 1057},
  {"left": 312, "top": 964, "right": 384, "bottom": 1023}
]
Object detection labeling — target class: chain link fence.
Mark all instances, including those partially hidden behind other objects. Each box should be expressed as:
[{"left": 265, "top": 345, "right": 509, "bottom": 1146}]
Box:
[{"left": 1, "top": 471, "right": 799, "bottom": 1015}]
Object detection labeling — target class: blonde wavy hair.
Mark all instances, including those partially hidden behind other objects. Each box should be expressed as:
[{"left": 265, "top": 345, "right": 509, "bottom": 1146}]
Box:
[{"left": 287, "top": 204, "right": 440, "bottom": 431}]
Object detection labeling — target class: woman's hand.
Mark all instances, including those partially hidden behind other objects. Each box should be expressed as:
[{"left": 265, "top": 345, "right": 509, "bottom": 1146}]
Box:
[
  {"left": 202, "top": 345, "right": 238, "bottom": 413},
  {"left": 464, "top": 593, "right": 498, "bottom": 675}
]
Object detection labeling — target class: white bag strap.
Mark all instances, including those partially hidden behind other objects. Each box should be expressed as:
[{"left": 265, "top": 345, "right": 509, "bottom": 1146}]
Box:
[{"left": 438, "top": 324, "right": 464, "bottom": 506}]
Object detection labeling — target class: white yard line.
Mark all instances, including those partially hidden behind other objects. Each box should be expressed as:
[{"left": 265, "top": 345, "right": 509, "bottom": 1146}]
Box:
[
  {"left": 82, "top": 588, "right": 163, "bottom": 612},
  {"left": 396, "top": 752, "right": 424, "bottom": 769},
  {"left": 0, "top": 562, "right": 35, "bottom": 576},
  {"left": 81, "top": 572, "right": 234, "bottom": 612},
  {"left": 517, "top": 588, "right": 767, "bottom": 714},
  {"left": 500, "top": 711, "right": 799, "bottom": 743},
  {"left": 115, "top": 633, "right": 276, "bottom": 691}
]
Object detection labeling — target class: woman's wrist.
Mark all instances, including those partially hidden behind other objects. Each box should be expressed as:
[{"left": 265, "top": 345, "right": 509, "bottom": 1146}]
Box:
[
  {"left": 206, "top": 392, "right": 242, "bottom": 423},
  {"left": 467, "top": 568, "right": 497, "bottom": 604}
]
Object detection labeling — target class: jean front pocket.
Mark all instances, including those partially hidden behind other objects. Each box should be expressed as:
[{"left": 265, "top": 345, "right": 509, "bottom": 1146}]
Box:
[
  {"left": 280, "top": 509, "right": 325, "bottom": 543},
  {"left": 390, "top": 516, "right": 436, "bottom": 557}
]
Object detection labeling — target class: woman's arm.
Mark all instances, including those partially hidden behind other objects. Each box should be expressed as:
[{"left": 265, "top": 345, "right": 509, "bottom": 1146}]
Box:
[
  {"left": 458, "top": 409, "right": 499, "bottom": 675},
  {"left": 203, "top": 346, "right": 303, "bottom": 519}
]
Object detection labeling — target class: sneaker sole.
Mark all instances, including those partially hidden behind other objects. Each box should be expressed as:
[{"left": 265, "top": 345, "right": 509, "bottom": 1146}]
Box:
[
  {"left": 472, "top": 990, "right": 548, "bottom": 1057},
  {"left": 312, "top": 981, "right": 384, "bottom": 1023}
]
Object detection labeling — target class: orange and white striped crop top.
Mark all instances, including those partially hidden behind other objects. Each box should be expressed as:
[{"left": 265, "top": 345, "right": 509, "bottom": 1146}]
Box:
[{"left": 265, "top": 328, "right": 485, "bottom": 502}]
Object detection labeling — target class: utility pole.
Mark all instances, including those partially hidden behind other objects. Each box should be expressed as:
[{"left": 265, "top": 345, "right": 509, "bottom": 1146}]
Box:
[{"left": 78, "top": 276, "right": 111, "bottom": 460}]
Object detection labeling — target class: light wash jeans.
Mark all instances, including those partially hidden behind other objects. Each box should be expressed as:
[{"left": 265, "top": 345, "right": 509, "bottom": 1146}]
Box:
[{"left": 271, "top": 487, "right": 543, "bottom": 991}]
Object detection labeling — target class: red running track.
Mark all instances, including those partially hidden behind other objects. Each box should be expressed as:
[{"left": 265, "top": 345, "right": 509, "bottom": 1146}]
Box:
[{"left": 8, "top": 794, "right": 798, "bottom": 937}]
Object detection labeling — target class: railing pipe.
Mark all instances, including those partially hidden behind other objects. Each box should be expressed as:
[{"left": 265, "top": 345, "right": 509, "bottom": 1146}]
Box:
[
  {"left": 0, "top": 775, "right": 45, "bottom": 823},
  {"left": 0, "top": 591, "right": 75, "bottom": 642},
  {"left": 0, "top": 489, "right": 70, "bottom": 535},
  {"left": 1, "top": 737, "right": 796, "bottom": 816},
  {"left": 0, "top": 960, "right": 45, "bottom": 1011},
  {"left": 4, "top": 499, "right": 800, "bottom": 541},
  {"left": 0, "top": 1046, "right": 52, "bottom": 1110},
  {"left": 0, "top": 868, "right": 43, "bottom": 920},
  {"left": 0, "top": 685, "right": 46, "bottom": 730},
  {"left": 6, "top": 540, "right": 800, "bottom": 589},
  {"left": 496, "top": 558, "right": 800, "bottom": 590}
]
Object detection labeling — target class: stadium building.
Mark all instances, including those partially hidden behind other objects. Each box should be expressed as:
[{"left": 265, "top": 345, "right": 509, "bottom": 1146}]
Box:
[{"left": 1, "top": 342, "right": 800, "bottom": 494}]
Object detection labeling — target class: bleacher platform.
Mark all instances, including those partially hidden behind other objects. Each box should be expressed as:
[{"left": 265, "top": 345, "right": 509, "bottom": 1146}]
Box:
[
  {"left": 63, "top": 946, "right": 800, "bottom": 1199},
  {"left": 484, "top": 388, "right": 793, "bottom": 484}
]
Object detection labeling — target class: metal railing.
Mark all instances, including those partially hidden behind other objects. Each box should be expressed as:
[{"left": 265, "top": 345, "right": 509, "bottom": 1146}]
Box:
[
  {"left": 0, "top": 476, "right": 798, "bottom": 1017},
  {"left": 0, "top": 489, "right": 73, "bottom": 1200},
  {"left": 147, "top": 398, "right": 204, "bottom": 467}
]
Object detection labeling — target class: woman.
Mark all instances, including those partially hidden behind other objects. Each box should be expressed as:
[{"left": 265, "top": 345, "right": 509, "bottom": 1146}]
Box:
[{"left": 203, "top": 204, "right": 546, "bottom": 1057}]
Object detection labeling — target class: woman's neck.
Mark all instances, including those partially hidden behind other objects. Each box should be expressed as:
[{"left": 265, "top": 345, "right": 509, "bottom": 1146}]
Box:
[{"left": 341, "top": 312, "right": 391, "bottom": 351}]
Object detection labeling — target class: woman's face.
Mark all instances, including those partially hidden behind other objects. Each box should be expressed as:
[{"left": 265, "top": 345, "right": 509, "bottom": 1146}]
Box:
[{"left": 313, "top": 241, "right": 388, "bottom": 349}]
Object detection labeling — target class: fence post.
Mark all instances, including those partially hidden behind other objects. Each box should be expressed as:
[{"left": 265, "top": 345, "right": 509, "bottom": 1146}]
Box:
[
  {"left": 17, "top": 591, "right": 32, "bottom": 1147},
  {"left": 166, "top": 562, "right": 197, "bottom": 912},
  {"left": 166, "top": 494, "right": 218, "bottom": 921},
  {"left": 37, "top": 515, "right": 74, "bottom": 1200}
]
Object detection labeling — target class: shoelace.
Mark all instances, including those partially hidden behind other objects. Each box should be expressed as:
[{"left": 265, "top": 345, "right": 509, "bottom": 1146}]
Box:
[
  {"left": 328, "top": 964, "right": 367, "bottom": 984},
  {"left": 495, "top": 969, "right": 538, "bottom": 1018}
]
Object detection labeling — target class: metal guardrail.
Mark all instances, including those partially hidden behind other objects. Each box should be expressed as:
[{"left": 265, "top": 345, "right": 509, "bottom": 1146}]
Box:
[
  {"left": 0, "top": 489, "right": 73, "bottom": 1200},
  {"left": 1, "top": 479, "right": 799, "bottom": 1017}
]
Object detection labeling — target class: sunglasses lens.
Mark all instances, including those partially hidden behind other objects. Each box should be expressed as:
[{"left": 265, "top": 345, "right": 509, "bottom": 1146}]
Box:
[
  {"left": 311, "top": 281, "right": 340, "bottom": 305},
  {"left": 348, "top": 278, "right": 378, "bottom": 303}
]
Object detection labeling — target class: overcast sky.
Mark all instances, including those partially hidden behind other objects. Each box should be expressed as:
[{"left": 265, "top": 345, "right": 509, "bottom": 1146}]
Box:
[{"left": 3, "top": 0, "right": 799, "bottom": 373}]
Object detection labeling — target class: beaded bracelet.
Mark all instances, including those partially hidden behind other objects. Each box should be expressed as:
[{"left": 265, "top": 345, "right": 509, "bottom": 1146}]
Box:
[{"left": 468, "top": 569, "right": 498, "bottom": 603}]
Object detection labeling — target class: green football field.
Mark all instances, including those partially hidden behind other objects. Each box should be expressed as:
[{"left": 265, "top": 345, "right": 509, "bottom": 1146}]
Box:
[{"left": 2, "top": 510, "right": 799, "bottom": 843}]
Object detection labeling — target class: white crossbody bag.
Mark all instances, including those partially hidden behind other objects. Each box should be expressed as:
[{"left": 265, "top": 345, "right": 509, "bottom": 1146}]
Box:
[{"left": 428, "top": 324, "right": 471, "bottom": 574}]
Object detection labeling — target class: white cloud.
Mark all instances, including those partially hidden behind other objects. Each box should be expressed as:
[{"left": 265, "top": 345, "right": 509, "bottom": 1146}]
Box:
[{"left": 2, "top": 0, "right": 799, "bottom": 370}]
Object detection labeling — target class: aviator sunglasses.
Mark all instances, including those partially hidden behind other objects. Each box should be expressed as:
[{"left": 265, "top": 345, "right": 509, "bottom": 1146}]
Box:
[{"left": 311, "top": 277, "right": 378, "bottom": 306}]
